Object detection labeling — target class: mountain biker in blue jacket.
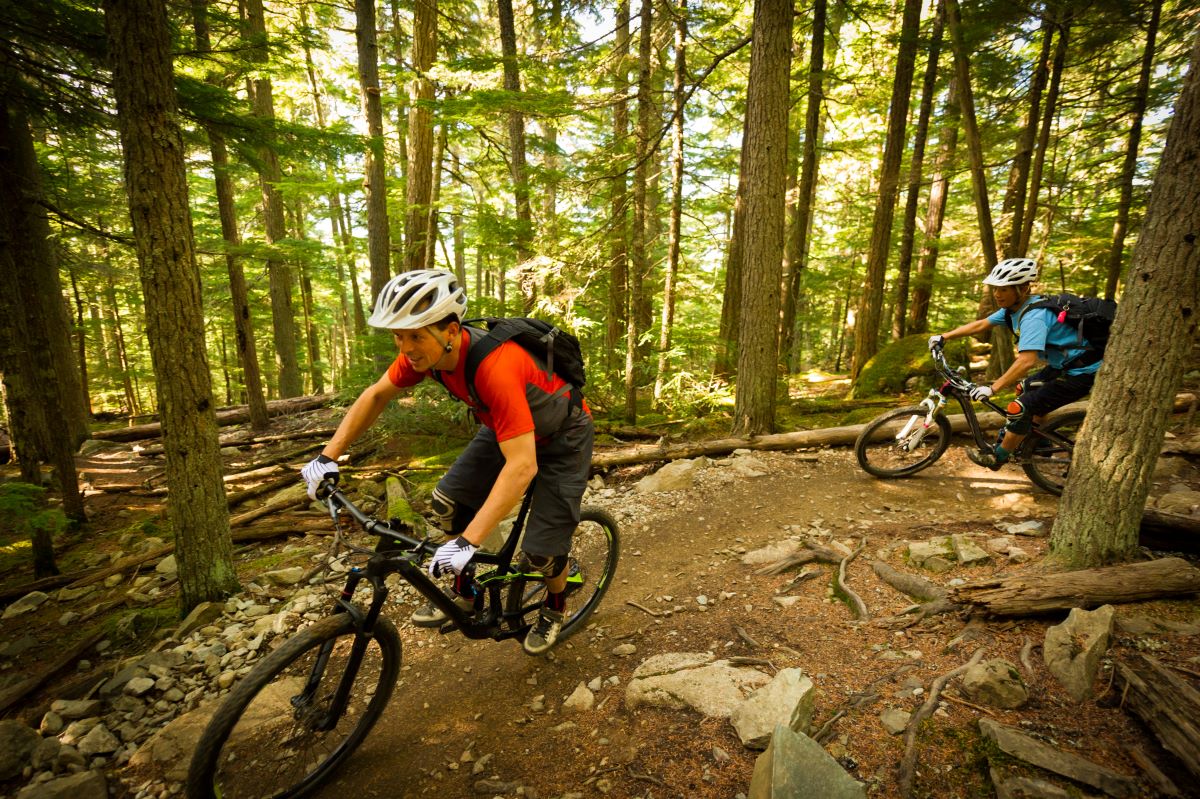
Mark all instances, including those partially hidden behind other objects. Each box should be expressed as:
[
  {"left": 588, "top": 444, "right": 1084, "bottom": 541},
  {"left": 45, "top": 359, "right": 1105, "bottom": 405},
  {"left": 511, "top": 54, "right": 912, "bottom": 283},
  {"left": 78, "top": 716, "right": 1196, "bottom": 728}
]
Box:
[{"left": 926, "top": 258, "right": 1102, "bottom": 470}]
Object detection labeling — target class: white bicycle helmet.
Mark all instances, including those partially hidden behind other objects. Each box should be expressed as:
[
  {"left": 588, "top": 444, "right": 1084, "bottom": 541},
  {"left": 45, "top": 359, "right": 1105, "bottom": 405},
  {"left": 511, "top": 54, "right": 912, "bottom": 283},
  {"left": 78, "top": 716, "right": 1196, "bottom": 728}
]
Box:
[
  {"left": 983, "top": 258, "right": 1039, "bottom": 286},
  {"left": 367, "top": 270, "right": 467, "bottom": 329}
]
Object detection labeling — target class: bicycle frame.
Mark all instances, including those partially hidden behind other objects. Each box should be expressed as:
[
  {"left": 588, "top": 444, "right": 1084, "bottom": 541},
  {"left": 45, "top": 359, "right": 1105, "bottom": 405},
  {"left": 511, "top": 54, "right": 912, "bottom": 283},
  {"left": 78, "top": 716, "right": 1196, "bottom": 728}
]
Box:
[{"left": 300, "top": 482, "right": 544, "bottom": 728}]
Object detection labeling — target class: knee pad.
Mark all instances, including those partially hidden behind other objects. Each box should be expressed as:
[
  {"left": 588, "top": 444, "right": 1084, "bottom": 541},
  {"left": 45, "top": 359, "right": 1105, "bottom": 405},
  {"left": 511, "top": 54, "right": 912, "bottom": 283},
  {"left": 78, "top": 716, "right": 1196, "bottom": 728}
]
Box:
[
  {"left": 521, "top": 553, "right": 569, "bottom": 580},
  {"left": 1003, "top": 399, "right": 1034, "bottom": 435},
  {"left": 430, "top": 487, "right": 457, "bottom": 534}
]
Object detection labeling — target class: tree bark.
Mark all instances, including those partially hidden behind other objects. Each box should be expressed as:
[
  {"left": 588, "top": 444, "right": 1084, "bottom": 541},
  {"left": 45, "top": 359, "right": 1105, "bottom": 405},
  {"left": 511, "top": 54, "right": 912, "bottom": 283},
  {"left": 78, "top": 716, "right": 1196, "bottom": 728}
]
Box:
[
  {"left": 624, "top": 0, "right": 655, "bottom": 423},
  {"left": 948, "top": 557, "right": 1200, "bottom": 615},
  {"left": 654, "top": 0, "right": 687, "bottom": 406},
  {"left": 729, "top": 0, "right": 792, "bottom": 435},
  {"left": 779, "top": 0, "right": 829, "bottom": 370},
  {"left": 0, "top": 106, "right": 86, "bottom": 522},
  {"left": 497, "top": 0, "right": 534, "bottom": 311},
  {"left": 244, "top": 0, "right": 302, "bottom": 399},
  {"left": 1021, "top": 14, "right": 1070, "bottom": 257},
  {"left": 356, "top": 0, "right": 395, "bottom": 300},
  {"left": 1000, "top": 15, "right": 1053, "bottom": 259},
  {"left": 606, "top": 0, "right": 631, "bottom": 387},
  {"left": 1103, "top": 0, "right": 1162, "bottom": 302},
  {"left": 1049, "top": 32, "right": 1200, "bottom": 567},
  {"left": 193, "top": 0, "right": 270, "bottom": 431},
  {"left": 103, "top": 0, "right": 240, "bottom": 612},
  {"left": 850, "top": 0, "right": 923, "bottom": 380},
  {"left": 892, "top": 0, "right": 944, "bottom": 340},
  {"left": 1115, "top": 654, "right": 1200, "bottom": 780},
  {"left": 907, "top": 76, "right": 960, "bottom": 334},
  {"left": 402, "top": 0, "right": 435, "bottom": 276}
]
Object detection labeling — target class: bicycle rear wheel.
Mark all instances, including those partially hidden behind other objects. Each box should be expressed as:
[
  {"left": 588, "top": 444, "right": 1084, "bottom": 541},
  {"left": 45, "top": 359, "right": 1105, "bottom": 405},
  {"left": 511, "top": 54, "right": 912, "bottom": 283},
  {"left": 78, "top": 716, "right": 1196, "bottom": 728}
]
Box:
[
  {"left": 855, "top": 406, "right": 952, "bottom": 478},
  {"left": 186, "top": 613, "right": 401, "bottom": 799},
  {"left": 1020, "top": 409, "right": 1085, "bottom": 495},
  {"left": 505, "top": 507, "right": 620, "bottom": 642}
]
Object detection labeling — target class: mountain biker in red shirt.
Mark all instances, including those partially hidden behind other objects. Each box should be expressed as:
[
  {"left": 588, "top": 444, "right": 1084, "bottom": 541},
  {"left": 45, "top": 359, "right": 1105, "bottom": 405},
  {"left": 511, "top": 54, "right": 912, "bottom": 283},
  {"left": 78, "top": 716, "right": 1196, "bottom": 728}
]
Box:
[{"left": 301, "top": 270, "right": 592, "bottom": 655}]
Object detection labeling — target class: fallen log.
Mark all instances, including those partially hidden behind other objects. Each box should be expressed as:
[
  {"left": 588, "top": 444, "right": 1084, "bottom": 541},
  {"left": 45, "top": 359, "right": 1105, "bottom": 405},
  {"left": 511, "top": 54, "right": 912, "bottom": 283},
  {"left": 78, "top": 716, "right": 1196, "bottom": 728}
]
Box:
[
  {"left": 136, "top": 426, "right": 339, "bottom": 457},
  {"left": 0, "top": 628, "right": 106, "bottom": 715},
  {"left": 1115, "top": 654, "right": 1200, "bottom": 780},
  {"left": 949, "top": 557, "right": 1200, "bottom": 616},
  {"left": 0, "top": 569, "right": 102, "bottom": 605},
  {"left": 590, "top": 393, "right": 1195, "bottom": 468},
  {"left": 92, "top": 394, "right": 336, "bottom": 443}
]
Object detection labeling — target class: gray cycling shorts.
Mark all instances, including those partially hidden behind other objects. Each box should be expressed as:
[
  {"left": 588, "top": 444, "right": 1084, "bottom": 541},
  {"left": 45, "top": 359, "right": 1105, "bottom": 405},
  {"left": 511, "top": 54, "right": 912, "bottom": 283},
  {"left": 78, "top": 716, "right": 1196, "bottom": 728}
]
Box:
[{"left": 435, "top": 413, "right": 593, "bottom": 558}]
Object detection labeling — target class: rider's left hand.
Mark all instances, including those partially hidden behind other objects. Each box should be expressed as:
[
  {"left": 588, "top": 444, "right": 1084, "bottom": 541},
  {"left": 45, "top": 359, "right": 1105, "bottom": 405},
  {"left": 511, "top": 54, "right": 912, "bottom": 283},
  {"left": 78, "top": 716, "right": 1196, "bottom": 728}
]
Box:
[
  {"left": 429, "top": 536, "right": 478, "bottom": 577},
  {"left": 969, "top": 384, "right": 994, "bottom": 402}
]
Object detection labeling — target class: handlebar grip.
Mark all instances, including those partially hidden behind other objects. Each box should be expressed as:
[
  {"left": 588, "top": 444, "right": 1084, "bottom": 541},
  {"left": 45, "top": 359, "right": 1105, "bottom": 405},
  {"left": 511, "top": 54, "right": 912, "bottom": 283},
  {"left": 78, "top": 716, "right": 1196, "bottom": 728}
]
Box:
[{"left": 316, "top": 477, "right": 339, "bottom": 502}]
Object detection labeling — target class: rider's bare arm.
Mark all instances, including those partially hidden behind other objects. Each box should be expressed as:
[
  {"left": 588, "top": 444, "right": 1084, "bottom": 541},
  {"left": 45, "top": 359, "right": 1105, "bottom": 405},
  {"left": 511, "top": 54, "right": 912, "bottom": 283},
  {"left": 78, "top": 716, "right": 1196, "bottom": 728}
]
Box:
[
  {"left": 939, "top": 317, "right": 993, "bottom": 340},
  {"left": 989, "top": 350, "right": 1040, "bottom": 394},
  {"left": 458, "top": 431, "right": 538, "bottom": 548},
  {"left": 321, "top": 374, "right": 405, "bottom": 460}
]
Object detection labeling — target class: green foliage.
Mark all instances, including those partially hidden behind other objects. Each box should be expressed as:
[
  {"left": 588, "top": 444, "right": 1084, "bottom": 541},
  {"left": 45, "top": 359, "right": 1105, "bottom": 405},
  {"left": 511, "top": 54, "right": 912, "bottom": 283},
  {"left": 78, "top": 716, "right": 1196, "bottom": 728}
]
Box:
[
  {"left": 0, "top": 483, "right": 68, "bottom": 542},
  {"left": 850, "top": 335, "right": 971, "bottom": 399}
]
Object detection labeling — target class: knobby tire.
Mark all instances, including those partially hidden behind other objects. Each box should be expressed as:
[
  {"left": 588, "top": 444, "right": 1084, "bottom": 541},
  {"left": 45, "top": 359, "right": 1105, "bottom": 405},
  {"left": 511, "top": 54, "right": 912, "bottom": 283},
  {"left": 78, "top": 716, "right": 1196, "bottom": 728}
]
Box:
[
  {"left": 1020, "top": 409, "right": 1085, "bottom": 496},
  {"left": 855, "top": 406, "right": 952, "bottom": 478}
]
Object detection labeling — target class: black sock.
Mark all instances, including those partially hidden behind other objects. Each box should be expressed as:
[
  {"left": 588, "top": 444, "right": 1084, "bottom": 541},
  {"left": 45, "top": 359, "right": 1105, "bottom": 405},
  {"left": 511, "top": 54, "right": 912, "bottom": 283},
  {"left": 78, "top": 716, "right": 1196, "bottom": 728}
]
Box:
[{"left": 546, "top": 590, "right": 566, "bottom": 612}]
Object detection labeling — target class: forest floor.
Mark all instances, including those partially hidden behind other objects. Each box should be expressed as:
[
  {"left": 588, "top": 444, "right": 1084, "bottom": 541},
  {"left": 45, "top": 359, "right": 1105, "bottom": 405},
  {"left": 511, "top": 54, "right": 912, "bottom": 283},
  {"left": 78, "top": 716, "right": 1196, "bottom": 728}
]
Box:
[{"left": 2, "top": 380, "right": 1200, "bottom": 799}]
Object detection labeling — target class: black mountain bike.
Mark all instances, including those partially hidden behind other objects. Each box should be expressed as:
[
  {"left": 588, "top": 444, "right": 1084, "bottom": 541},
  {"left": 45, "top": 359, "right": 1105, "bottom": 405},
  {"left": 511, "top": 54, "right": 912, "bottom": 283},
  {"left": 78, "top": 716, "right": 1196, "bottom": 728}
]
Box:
[
  {"left": 186, "top": 480, "right": 619, "bottom": 799},
  {"left": 854, "top": 345, "right": 1085, "bottom": 495}
]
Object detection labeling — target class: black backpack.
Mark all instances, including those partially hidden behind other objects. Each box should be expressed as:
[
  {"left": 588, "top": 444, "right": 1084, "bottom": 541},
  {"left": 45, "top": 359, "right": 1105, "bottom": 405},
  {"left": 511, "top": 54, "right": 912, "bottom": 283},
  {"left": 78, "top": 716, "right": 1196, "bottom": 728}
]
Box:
[
  {"left": 1005, "top": 293, "right": 1117, "bottom": 368},
  {"left": 439, "top": 317, "right": 586, "bottom": 413}
]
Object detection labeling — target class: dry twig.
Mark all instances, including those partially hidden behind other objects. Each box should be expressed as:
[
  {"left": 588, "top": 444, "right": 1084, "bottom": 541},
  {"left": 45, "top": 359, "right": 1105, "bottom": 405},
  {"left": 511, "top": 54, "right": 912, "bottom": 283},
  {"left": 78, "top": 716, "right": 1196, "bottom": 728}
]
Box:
[{"left": 626, "top": 600, "right": 661, "bottom": 617}]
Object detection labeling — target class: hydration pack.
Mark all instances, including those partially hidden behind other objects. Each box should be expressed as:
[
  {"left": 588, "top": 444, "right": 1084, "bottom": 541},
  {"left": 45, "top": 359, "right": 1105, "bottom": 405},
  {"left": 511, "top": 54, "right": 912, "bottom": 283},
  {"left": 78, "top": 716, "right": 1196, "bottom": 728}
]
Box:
[
  {"left": 450, "top": 317, "right": 586, "bottom": 413},
  {"left": 1005, "top": 293, "right": 1117, "bottom": 368}
]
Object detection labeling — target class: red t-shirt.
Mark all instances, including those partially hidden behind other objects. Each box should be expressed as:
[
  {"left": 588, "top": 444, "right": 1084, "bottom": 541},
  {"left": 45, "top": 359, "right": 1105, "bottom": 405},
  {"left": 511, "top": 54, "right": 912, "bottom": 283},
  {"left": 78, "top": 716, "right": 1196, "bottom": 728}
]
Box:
[{"left": 386, "top": 329, "right": 587, "bottom": 443}]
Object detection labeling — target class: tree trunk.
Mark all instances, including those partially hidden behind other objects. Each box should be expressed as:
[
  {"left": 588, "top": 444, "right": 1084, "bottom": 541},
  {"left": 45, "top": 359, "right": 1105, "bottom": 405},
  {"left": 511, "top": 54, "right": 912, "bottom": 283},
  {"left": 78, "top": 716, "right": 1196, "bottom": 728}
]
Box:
[
  {"left": 949, "top": 557, "right": 1200, "bottom": 615},
  {"left": 623, "top": 0, "right": 654, "bottom": 424},
  {"left": 497, "top": 0, "right": 535, "bottom": 312},
  {"left": 0, "top": 106, "right": 86, "bottom": 522},
  {"left": 104, "top": 274, "right": 139, "bottom": 414},
  {"left": 1000, "top": 14, "right": 1052, "bottom": 258},
  {"left": 103, "top": 0, "right": 240, "bottom": 612},
  {"left": 606, "top": 0, "right": 631, "bottom": 387},
  {"left": 892, "top": 0, "right": 944, "bottom": 340},
  {"left": 423, "top": 123, "right": 446, "bottom": 271},
  {"left": 245, "top": 0, "right": 302, "bottom": 400},
  {"left": 1049, "top": 33, "right": 1200, "bottom": 568},
  {"left": 193, "top": 0, "right": 270, "bottom": 431},
  {"left": 907, "top": 76, "right": 960, "bottom": 335},
  {"left": 1103, "top": 0, "right": 1162, "bottom": 301},
  {"left": 779, "top": 0, "right": 828, "bottom": 370},
  {"left": 67, "top": 267, "right": 92, "bottom": 417},
  {"left": 404, "top": 0, "right": 435, "bottom": 276},
  {"left": 1021, "top": 14, "right": 1070, "bottom": 257},
  {"left": 850, "top": 0, "right": 923, "bottom": 380},
  {"left": 730, "top": 0, "right": 792, "bottom": 436},
  {"left": 654, "top": 0, "right": 687, "bottom": 406},
  {"left": 354, "top": 0, "right": 394, "bottom": 301}
]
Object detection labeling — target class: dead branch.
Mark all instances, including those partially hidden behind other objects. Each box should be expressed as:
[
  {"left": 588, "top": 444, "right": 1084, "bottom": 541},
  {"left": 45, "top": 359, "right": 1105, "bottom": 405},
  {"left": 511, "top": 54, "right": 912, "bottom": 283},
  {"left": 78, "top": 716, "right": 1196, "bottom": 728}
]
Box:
[
  {"left": 734, "top": 625, "right": 760, "bottom": 648},
  {"left": 0, "top": 629, "right": 106, "bottom": 714},
  {"left": 780, "top": 566, "right": 822, "bottom": 592},
  {"left": 626, "top": 601, "right": 661, "bottom": 617},
  {"left": 0, "top": 569, "right": 102, "bottom": 605},
  {"left": 92, "top": 394, "right": 336, "bottom": 442},
  {"left": 835, "top": 537, "right": 869, "bottom": 620},
  {"left": 1115, "top": 654, "right": 1200, "bottom": 779},
  {"left": 871, "top": 560, "right": 946, "bottom": 601},
  {"left": 136, "top": 426, "right": 339, "bottom": 457},
  {"left": 898, "top": 647, "right": 987, "bottom": 798},
  {"left": 755, "top": 545, "right": 843, "bottom": 576}
]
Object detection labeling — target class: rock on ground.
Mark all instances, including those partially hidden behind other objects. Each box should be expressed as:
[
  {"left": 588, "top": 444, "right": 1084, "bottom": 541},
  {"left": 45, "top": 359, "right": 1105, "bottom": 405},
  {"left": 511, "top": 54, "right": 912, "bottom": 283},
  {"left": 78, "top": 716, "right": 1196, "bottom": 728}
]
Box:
[
  {"left": 0, "top": 719, "right": 41, "bottom": 780},
  {"left": 625, "top": 652, "right": 770, "bottom": 718},
  {"left": 1043, "top": 605, "right": 1115, "bottom": 703},
  {"left": 16, "top": 769, "right": 107, "bottom": 799},
  {"left": 730, "top": 668, "right": 815, "bottom": 750},
  {"left": 747, "top": 725, "right": 865, "bottom": 799},
  {"left": 961, "top": 659, "right": 1028, "bottom": 710}
]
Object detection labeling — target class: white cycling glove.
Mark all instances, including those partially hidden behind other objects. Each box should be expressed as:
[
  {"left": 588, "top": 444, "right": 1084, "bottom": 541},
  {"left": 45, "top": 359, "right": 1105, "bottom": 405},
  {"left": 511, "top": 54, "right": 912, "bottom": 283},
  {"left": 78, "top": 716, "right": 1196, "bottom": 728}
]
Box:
[
  {"left": 927, "top": 334, "right": 945, "bottom": 351},
  {"left": 301, "top": 454, "right": 339, "bottom": 500},
  {"left": 429, "top": 536, "right": 478, "bottom": 577},
  {"left": 969, "top": 384, "right": 994, "bottom": 402}
]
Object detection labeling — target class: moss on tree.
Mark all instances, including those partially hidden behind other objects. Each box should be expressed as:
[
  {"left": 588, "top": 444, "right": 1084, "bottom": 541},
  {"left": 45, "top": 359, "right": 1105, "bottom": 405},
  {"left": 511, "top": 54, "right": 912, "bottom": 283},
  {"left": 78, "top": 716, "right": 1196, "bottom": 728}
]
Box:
[{"left": 849, "top": 334, "right": 970, "bottom": 398}]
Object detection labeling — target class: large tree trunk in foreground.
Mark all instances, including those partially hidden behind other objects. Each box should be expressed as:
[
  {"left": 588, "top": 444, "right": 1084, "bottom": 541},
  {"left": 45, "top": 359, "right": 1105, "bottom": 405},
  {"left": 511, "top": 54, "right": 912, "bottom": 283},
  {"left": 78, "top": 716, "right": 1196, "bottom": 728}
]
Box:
[
  {"left": 1115, "top": 654, "right": 1200, "bottom": 781},
  {"left": 104, "top": 0, "right": 240, "bottom": 612},
  {"left": 948, "top": 557, "right": 1200, "bottom": 616},
  {"left": 1049, "top": 33, "right": 1200, "bottom": 568}
]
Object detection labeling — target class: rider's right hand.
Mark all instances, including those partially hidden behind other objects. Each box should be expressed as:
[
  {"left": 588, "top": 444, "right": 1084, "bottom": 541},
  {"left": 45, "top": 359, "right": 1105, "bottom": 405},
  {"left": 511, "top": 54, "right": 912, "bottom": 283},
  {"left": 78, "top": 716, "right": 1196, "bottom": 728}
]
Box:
[
  {"left": 927, "top": 334, "right": 945, "bottom": 351},
  {"left": 301, "top": 454, "right": 339, "bottom": 500}
]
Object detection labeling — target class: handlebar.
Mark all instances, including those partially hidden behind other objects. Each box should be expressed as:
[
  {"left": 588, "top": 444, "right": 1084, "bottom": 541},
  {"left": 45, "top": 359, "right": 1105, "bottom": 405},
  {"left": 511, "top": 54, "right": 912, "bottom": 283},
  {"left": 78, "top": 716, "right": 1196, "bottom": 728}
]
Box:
[
  {"left": 929, "top": 345, "right": 973, "bottom": 392},
  {"left": 317, "top": 478, "right": 436, "bottom": 555}
]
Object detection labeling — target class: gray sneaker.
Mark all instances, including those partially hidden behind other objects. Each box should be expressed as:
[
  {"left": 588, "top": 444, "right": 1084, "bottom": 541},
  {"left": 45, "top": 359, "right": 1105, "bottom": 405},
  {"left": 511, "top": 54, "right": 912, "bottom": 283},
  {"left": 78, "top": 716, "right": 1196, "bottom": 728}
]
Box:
[
  {"left": 522, "top": 606, "right": 565, "bottom": 655},
  {"left": 411, "top": 592, "right": 475, "bottom": 628}
]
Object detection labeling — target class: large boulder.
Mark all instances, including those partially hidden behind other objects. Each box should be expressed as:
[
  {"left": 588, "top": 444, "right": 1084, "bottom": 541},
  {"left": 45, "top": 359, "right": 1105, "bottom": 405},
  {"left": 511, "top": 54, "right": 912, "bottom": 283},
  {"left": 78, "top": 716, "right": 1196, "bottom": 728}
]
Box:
[
  {"left": 3, "top": 591, "right": 49, "bottom": 620},
  {"left": 849, "top": 334, "right": 970, "bottom": 399},
  {"left": 731, "top": 668, "right": 815, "bottom": 750},
  {"left": 0, "top": 720, "right": 41, "bottom": 780},
  {"left": 625, "top": 652, "right": 770, "bottom": 717},
  {"left": 748, "top": 725, "right": 865, "bottom": 799},
  {"left": 1043, "top": 605, "right": 1115, "bottom": 702}
]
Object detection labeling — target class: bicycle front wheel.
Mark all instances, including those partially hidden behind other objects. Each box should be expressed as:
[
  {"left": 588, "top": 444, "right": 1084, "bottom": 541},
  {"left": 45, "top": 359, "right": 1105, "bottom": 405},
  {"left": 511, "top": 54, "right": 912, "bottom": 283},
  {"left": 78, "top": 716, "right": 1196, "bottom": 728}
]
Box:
[
  {"left": 505, "top": 507, "right": 620, "bottom": 641},
  {"left": 855, "top": 406, "right": 952, "bottom": 478},
  {"left": 1020, "top": 409, "right": 1085, "bottom": 495},
  {"left": 187, "top": 613, "right": 401, "bottom": 799}
]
